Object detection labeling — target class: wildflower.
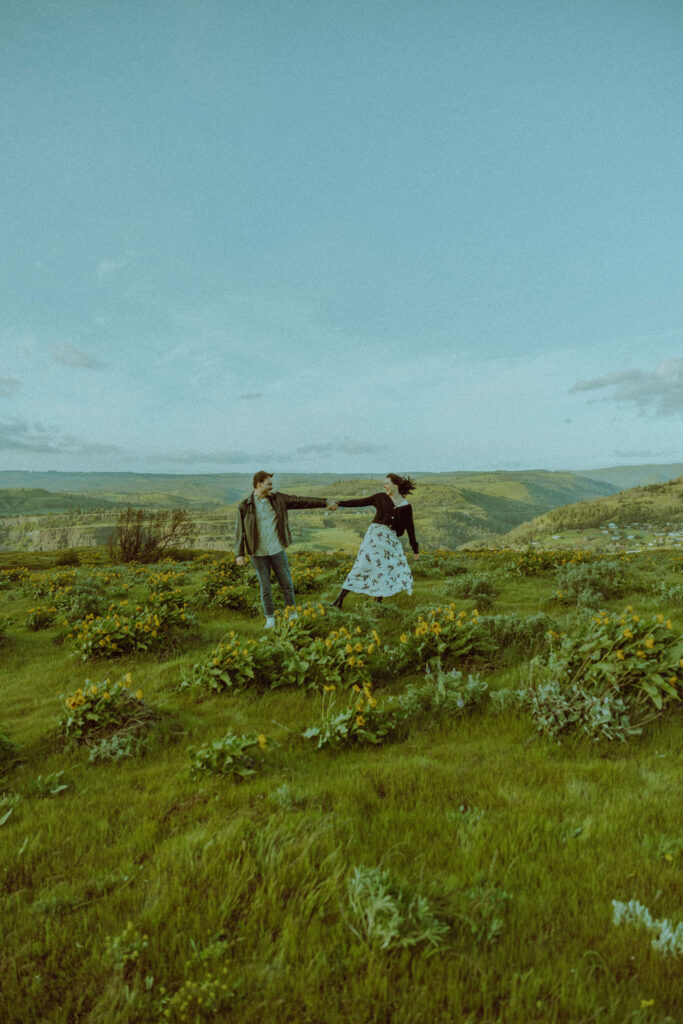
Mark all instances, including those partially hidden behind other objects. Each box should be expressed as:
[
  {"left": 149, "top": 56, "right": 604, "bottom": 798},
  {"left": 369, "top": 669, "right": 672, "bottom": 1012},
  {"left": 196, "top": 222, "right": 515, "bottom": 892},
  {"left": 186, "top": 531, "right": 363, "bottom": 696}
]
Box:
[
  {"left": 352, "top": 684, "right": 361, "bottom": 693},
  {"left": 640, "top": 1000, "right": 655, "bottom": 1009},
  {"left": 355, "top": 715, "right": 366, "bottom": 727},
  {"left": 644, "top": 637, "right": 655, "bottom": 649},
  {"left": 616, "top": 650, "right": 625, "bottom": 660},
  {"left": 400, "top": 633, "right": 408, "bottom": 643},
  {"left": 135, "top": 690, "right": 143, "bottom": 699},
  {"left": 666, "top": 619, "right": 673, "bottom": 629},
  {"left": 623, "top": 629, "right": 634, "bottom": 639},
  {"left": 257, "top": 734, "right": 267, "bottom": 749}
]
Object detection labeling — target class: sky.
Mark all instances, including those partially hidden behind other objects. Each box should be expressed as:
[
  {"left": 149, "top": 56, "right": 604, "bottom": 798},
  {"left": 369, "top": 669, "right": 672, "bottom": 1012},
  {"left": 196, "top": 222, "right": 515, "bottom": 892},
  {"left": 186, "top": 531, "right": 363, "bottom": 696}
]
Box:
[{"left": 1, "top": 0, "right": 682, "bottom": 476}]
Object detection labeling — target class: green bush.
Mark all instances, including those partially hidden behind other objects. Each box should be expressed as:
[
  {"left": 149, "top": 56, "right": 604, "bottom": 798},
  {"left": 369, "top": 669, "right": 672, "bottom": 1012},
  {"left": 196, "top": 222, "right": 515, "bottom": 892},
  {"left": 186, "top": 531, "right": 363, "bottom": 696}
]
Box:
[
  {"left": 55, "top": 548, "right": 80, "bottom": 567},
  {"left": 59, "top": 674, "right": 157, "bottom": 743}
]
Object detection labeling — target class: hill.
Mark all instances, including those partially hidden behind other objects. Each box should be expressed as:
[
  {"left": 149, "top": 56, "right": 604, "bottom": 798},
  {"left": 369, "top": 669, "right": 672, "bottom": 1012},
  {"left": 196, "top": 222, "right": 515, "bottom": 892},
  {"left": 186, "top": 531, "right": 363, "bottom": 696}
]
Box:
[
  {"left": 0, "top": 488, "right": 116, "bottom": 516},
  {"left": 496, "top": 475, "right": 683, "bottom": 551},
  {"left": 0, "top": 471, "right": 618, "bottom": 552},
  {"left": 575, "top": 462, "right": 683, "bottom": 489}
]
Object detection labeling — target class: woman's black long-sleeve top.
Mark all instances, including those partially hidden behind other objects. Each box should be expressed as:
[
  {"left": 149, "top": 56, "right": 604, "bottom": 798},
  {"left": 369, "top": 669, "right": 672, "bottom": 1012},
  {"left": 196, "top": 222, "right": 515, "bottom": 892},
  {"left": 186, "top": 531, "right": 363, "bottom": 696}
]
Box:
[{"left": 337, "top": 493, "right": 419, "bottom": 554}]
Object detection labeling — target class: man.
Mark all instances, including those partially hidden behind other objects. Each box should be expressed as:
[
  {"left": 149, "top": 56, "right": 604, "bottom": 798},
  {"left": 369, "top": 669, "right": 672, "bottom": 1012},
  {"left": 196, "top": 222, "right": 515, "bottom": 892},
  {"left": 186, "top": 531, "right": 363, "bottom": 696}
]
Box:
[{"left": 235, "top": 471, "right": 332, "bottom": 627}]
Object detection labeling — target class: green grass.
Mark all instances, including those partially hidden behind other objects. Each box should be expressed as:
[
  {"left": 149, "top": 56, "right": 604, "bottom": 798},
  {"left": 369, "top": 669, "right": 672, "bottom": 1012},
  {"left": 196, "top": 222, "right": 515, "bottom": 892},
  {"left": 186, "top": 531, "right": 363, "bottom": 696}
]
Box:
[{"left": 1, "top": 551, "right": 682, "bottom": 1024}]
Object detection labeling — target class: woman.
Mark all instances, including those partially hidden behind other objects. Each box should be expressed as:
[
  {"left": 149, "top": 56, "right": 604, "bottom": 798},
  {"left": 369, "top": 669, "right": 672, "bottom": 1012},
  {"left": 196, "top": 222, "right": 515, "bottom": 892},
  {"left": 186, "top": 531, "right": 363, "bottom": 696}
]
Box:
[{"left": 330, "top": 473, "right": 419, "bottom": 609}]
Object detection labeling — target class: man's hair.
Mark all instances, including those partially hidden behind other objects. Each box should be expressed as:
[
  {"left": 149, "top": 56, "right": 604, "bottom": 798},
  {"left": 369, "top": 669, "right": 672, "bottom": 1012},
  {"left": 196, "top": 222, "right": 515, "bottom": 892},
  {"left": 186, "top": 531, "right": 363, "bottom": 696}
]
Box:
[{"left": 253, "top": 470, "right": 273, "bottom": 488}]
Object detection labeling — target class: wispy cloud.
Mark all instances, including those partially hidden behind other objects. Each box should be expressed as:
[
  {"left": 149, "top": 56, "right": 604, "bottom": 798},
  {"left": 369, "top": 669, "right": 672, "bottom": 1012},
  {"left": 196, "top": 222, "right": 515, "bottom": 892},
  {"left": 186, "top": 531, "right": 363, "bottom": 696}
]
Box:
[
  {"left": 0, "top": 418, "right": 125, "bottom": 456},
  {"left": 0, "top": 376, "right": 20, "bottom": 398},
  {"left": 570, "top": 359, "right": 683, "bottom": 416},
  {"left": 98, "top": 255, "right": 130, "bottom": 282},
  {"left": 240, "top": 392, "right": 263, "bottom": 400},
  {"left": 148, "top": 438, "right": 382, "bottom": 467},
  {"left": 51, "top": 343, "right": 104, "bottom": 369}
]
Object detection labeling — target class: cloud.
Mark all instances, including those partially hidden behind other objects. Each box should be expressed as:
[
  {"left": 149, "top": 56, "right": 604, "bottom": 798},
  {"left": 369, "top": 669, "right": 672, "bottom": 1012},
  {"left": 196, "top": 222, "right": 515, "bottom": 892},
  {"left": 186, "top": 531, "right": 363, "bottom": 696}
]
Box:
[
  {"left": 0, "top": 376, "right": 20, "bottom": 398},
  {"left": 240, "top": 392, "right": 263, "bottom": 400},
  {"left": 294, "top": 440, "right": 381, "bottom": 457},
  {"left": 98, "top": 255, "right": 130, "bottom": 281},
  {"left": 148, "top": 438, "right": 382, "bottom": 467},
  {"left": 51, "top": 343, "right": 104, "bottom": 369},
  {"left": 570, "top": 359, "right": 683, "bottom": 416},
  {"left": 0, "top": 418, "right": 125, "bottom": 456}
]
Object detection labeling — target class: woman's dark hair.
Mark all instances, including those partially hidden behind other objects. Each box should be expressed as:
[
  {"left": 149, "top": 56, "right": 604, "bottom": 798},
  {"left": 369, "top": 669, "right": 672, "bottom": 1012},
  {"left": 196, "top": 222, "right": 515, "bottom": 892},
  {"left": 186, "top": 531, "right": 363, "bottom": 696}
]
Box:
[{"left": 386, "top": 473, "right": 416, "bottom": 496}]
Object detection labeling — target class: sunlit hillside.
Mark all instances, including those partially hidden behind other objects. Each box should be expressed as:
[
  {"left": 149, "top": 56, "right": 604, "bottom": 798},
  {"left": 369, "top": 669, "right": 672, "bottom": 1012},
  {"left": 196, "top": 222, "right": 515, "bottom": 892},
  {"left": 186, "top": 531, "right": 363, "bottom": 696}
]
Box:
[{"left": 496, "top": 476, "right": 683, "bottom": 551}]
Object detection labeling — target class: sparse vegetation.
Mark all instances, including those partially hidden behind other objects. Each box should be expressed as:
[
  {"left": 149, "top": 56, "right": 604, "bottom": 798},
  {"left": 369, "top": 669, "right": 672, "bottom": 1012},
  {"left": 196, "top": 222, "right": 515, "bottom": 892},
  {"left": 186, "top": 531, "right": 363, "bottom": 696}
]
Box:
[{"left": 1, "top": 541, "right": 681, "bottom": 1024}]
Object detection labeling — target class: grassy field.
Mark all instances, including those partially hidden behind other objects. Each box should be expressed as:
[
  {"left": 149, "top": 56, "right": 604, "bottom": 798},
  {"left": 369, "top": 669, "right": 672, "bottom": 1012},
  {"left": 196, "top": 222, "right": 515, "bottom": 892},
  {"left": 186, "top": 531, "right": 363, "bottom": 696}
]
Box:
[{"left": 1, "top": 547, "right": 681, "bottom": 1024}]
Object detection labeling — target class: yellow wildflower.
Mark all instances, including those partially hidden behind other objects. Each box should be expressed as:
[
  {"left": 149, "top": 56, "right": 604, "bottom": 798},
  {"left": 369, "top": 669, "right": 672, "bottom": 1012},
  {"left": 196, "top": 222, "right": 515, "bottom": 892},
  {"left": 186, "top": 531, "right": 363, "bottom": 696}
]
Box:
[
  {"left": 257, "top": 734, "right": 267, "bottom": 749},
  {"left": 616, "top": 650, "right": 625, "bottom": 660},
  {"left": 352, "top": 684, "right": 361, "bottom": 693},
  {"left": 135, "top": 690, "right": 143, "bottom": 699},
  {"left": 644, "top": 637, "right": 654, "bottom": 649},
  {"left": 355, "top": 715, "right": 366, "bottom": 727},
  {"left": 323, "top": 684, "right": 336, "bottom": 692}
]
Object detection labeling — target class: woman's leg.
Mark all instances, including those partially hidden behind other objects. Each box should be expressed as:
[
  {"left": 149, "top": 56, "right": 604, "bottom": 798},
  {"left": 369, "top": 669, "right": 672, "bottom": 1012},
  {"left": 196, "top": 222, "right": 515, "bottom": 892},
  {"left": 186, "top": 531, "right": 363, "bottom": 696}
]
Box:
[{"left": 331, "top": 587, "right": 349, "bottom": 608}]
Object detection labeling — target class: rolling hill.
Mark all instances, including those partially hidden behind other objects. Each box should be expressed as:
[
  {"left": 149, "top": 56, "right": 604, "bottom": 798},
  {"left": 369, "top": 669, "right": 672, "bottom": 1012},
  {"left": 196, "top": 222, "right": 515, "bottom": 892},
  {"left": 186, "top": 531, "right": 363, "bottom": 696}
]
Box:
[
  {"left": 0, "top": 470, "right": 619, "bottom": 552},
  {"left": 495, "top": 475, "right": 683, "bottom": 550}
]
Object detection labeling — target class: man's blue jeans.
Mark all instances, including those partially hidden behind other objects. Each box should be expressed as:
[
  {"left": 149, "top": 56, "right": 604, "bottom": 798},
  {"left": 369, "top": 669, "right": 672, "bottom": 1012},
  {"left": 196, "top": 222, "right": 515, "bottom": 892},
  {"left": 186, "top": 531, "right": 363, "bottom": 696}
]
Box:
[{"left": 252, "top": 550, "right": 296, "bottom": 617}]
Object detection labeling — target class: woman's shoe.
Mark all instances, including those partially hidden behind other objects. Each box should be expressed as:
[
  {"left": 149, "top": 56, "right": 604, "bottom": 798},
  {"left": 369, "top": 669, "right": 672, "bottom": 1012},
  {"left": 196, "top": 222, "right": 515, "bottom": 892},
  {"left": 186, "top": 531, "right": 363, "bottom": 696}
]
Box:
[{"left": 331, "top": 588, "right": 349, "bottom": 609}]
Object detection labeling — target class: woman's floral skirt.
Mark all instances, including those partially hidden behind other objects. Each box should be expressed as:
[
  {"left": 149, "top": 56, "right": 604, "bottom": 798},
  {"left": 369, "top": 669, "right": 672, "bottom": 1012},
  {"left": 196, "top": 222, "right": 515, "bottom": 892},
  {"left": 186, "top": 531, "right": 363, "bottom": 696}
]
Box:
[{"left": 342, "top": 523, "right": 413, "bottom": 597}]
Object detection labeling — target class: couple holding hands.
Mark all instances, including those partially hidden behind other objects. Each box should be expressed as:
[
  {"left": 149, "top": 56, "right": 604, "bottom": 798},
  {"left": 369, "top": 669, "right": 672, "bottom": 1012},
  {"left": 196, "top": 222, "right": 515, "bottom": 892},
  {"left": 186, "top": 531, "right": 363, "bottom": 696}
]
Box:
[{"left": 234, "top": 470, "right": 419, "bottom": 627}]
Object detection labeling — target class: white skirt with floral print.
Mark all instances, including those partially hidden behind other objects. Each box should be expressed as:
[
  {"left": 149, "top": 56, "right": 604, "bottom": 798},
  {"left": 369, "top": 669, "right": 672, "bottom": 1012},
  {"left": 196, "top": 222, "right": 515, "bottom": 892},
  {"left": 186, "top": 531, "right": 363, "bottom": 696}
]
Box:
[{"left": 342, "top": 523, "right": 413, "bottom": 597}]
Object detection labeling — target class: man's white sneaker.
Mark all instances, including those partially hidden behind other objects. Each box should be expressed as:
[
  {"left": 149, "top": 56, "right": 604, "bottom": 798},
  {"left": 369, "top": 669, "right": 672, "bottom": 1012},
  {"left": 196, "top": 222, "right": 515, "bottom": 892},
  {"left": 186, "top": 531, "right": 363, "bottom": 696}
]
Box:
[{"left": 264, "top": 617, "right": 276, "bottom": 629}]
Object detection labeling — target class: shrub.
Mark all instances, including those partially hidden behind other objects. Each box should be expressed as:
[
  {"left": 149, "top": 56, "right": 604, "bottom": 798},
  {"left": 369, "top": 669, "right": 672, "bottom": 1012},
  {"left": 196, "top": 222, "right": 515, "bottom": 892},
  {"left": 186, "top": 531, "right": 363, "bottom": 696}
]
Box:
[
  {"left": 58, "top": 576, "right": 109, "bottom": 622},
  {"left": 447, "top": 573, "right": 500, "bottom": 609},
  {"left": 108, "top": 507, "right": 197, "bottom": 563},
  {"left": 194, "top": 556, "right": 254, "bottom": 606},
  {"left": 302, "top": 682, "right": 399, "bottom": 749},
  {"left": 397, "top": 665, "right": 489, "bottom": 719},
  {"left": 543, "top": 609, "right": 682, "bottom": 714},
  {"left": 197, "top": 582, "right": 258, "bottom": 613},
  {"left": 346, "top": 865, "right": 450, "bottom": 953},
  {"left": 55, "top": 548, "right": 80, "bottom": 567},
  {"left": 26, "top": 605, "right": 57, "bottom": 631},
  {"left": 523, "top": 678, "right": 641, "bottom": 742},
  {"left": 187, "top": 731, "right": 268, "bottom": 780},
  {"left": 485, "top": 613, "right": 556, "bottom": 654},
  {"left": 554, "top": 559, "right": 627, "bottom": 607},
  {"left": 88, "top": 732, "right": 149, "bottom": 763},
  {"left": 59, "top": 674, "right": 156, "bottom": 743},
  {"left": 393, "top": 605, "right": 494, "bottom": 672},
  {"left": 70, "top": 590, "right": 196, "bottom": 660},
  {"left": 612, "top": 899, "right": 683, "bottom": 957}
]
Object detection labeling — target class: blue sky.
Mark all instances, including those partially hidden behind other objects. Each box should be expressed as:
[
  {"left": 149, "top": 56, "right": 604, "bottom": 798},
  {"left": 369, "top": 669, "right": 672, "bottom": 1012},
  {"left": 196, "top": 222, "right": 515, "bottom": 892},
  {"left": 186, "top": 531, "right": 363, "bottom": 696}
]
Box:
[{"left": 1, "top": 0, "right": 682, "bottom": 475}]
